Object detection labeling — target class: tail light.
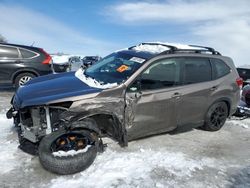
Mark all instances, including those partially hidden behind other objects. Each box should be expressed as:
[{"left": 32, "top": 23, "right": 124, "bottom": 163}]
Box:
[
  {"left": 236, "top": 77, "right": 243, "bottom": 88},
  {"left": 40, "top": 48, "right": 52, "bottom": 65}
]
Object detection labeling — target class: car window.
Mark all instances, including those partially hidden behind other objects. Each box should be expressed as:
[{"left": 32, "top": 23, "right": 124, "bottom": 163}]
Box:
[
  {"left": 19, "top": 48, "right": 37, "bottom": 58},
  {"left": 140, "top": 58, "right": 181, "bottom": 90},
  {"left": 211, "top": 58, "right": 231, "bottom": 79},
  {"left": 183, "top": 57, "right": 212, "bottom": 84},
  {"left": 84, "top": 52, "right": 145, "bottom": 84},
  {"left": 0, "top": 46, "right": 19, "bottom": 59}
]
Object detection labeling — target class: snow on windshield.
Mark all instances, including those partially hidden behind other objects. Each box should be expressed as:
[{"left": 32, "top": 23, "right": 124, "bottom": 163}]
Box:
[
  {"left": 75, "top": 68, "right": 118, "bottom": 89},
  {"left": 132, "top": 42, "right": 204, "bottom": 54}
]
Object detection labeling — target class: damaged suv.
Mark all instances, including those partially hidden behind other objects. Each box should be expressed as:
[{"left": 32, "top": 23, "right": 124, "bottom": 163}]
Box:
[{"left": 7, "top": 42, "right": 241, "bottom": 174}]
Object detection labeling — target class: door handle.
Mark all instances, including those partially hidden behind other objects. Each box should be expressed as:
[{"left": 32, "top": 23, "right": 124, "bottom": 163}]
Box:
[
  {"left": 171, "top": 92, "right": 181, "bottom": 99},
  {"left": 210, "top": 86, "right": 218, "bottom": 91},
  {"left": 15, "top": 60, "right": 22, "bottom": 64}
]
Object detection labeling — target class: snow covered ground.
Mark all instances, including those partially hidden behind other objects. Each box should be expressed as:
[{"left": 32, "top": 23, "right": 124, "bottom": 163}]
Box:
[{"left": 0, "top": 91, "right": 250, "bottom": 188}]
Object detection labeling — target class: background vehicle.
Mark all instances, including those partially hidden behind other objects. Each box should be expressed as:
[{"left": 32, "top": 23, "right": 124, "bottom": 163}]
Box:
[
  {"left": 237, "top": 66, "right": 250, "bottom": 86},
  {"left": 0, "top": 43, "right": 53, "bottom": 88},
  {"left": 69, "top": 56, "right": 84, "bottom": 71},
  {"left": 82, "top": 56, "right": 101, "bottom": 68},
  {"left": 51, "top": 54, "right": 71, "bottom": 72},
  {"left": 51, "top": 55, "right": 98, "bottom": 72},
  {"left": 234, "top": 84, "right": 250, "bottom": 117},
  {"left": 7, "top": 42, "right": 241, "bottom": 175}
]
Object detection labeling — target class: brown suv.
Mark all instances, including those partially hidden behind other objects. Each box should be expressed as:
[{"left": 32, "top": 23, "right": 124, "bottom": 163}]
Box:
[{"left": 7, "top": 42, "right": 242, "bottom": 174}]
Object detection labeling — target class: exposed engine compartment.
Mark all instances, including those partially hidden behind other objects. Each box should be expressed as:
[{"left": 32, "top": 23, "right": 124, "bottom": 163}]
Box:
[{"left": 18, "top": 107, "right": 66, "bottom": 143}]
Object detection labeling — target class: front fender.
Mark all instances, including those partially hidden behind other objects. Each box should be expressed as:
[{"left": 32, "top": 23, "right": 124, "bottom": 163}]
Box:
[
  {"left": 68, "top": 118, "right": 101, "bottom": 134},
  {"left": 62, "top": 112, "right": 127, "bottom": 147}
]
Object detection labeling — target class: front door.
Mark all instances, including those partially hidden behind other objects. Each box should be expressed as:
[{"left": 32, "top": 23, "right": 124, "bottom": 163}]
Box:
[{"left": 125, "top": 58, "right": 182, "bottom": 140}]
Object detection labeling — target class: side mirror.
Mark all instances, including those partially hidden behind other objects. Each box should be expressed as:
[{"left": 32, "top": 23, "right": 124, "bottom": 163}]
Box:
[{"left": 129, "top": 79, "right": 141, "bottom": 92}]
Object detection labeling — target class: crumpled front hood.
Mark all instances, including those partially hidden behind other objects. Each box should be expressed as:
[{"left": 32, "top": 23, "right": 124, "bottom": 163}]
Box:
[{"left": 14, "top": 72, "right": 102, "bottom": 109}]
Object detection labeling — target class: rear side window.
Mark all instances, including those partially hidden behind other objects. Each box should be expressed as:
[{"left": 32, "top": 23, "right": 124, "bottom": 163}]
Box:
[
  {"left": 0, "top": 46, "right": 19, "bottom": 58},
  {"left": 183, "top": 57, "right": 212, "bottom": 84},
  {"left": 211, "top": 59, "right": 231, "bottom": 79},
  {"left": 19, "top": 48, "right": 37, "bottom": 58}
]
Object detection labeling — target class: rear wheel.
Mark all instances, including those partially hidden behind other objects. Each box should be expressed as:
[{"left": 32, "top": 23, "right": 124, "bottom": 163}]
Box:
[
  {"left": 201, "top": 102, "right": 228, "bottom": 131},
  {"left": 14, "top": 72, "right": 36, "bottom": 88},
  {"left": 38, "top": 129, "right": 98, "bottom": 175}
]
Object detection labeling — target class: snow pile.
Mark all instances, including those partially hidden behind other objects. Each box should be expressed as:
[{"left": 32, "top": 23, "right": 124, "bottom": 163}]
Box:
[
  {"left": 53, "top": 145, "right": 91, "bottom": 157},
  {"left": 49, "top": 147, "right": 216, "bottom": 188},
  {"left": 227, "top": 118, "right": 250, "bottom": 129},
  {"left": 75, "top": 68, "right": 118, "bottom": 89},
  {"left": 132, "top": 42, "right": 204, "bottom": 54},
  {"left": 0, "top": 114, "right": 32, "bottom": 174}
]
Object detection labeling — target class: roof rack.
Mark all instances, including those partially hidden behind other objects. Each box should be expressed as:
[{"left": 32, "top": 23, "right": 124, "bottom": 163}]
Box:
[
  {"left": 129, "top": 42, "right": 221, "bottom": 56},
  {"left": 188, "top": 45, "right": 221, "bottom": 55},
  {"left": 160, "top": 44, "right": 221, "bottom": 55}
]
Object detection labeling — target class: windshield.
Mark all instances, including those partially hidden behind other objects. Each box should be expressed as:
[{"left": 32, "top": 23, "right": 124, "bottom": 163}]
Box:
[{"left": 84, "top": 52, "right": 146, "bottom": 84}]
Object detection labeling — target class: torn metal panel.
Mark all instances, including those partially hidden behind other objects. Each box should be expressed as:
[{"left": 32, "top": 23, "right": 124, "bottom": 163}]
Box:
[
  {"left": 68, "top": 96, "right": 127, "bottom": 146},
  {"left": 125, "top": 88, "right": 178, "bottom": 140}
]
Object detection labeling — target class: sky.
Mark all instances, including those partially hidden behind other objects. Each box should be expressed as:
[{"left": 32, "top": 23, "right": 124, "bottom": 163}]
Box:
[{"left": 0, "top": 0, "right": 250, "bottom": 66}]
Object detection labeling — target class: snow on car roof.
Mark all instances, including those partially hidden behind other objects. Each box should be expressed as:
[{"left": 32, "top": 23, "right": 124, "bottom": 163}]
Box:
[
  {"left": 131, "top": 42, "right": 204, "bottom": 54},
  {"left": 238, "top": 64, "right": 250, "bottom": 69}
]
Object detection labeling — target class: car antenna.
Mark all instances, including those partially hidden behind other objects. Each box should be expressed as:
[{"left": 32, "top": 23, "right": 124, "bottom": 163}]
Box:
[{"left": 31, "top": 41, "right": 35, "bottom": 46}]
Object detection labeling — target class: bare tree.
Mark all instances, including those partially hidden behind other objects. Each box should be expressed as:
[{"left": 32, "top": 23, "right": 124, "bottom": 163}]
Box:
[{"left": 0, "top": 34, "right": 7, "bottom": 43}]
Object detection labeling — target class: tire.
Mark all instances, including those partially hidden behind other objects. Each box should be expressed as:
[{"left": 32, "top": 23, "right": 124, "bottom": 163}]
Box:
[
  {"left": 14, "top": 72, "right": 36, "bottom": 88},
  {"left": 38, "top": 129, "right": 98, "bottom": 175},
  {"left": 201, "top": 102, "right": 228, "bottom": 131}
]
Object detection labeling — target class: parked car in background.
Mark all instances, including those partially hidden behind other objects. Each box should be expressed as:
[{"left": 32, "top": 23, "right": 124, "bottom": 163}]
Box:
[
  {"left": 52, "top": 55, "right": 84, "bottom": 72},
  {"left": 51, "top": 54, "right": 71, "bottom": 72},
  {"left": 69, "top": 56, "right": 83, "bottom": 71},
  {"left": 7, "top": 42, "right": 241, "bottom": 175},
  {"left": 234, "top": 84, "right": 250, "bottom": 117},
  {"left": 82, "top": 56, "right": 101, "bottom": 67},
  {"left": 0, "top": 42, "right": 53, "bottom": 88},
  {"left": 237, "top": 65, "right": 250, "bottom": 86}
]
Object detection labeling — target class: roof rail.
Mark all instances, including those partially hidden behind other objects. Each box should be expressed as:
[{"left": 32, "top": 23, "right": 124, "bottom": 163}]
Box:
[
  {"left": 128, "top": 42, "right": 178, "bottom": 52},
  {"left": 129, "top": 42, "right": 221, "bottom": 56},
  {"left": 188, "top": 45, "right": 221, "bottom": 55},
  {"left": 160, "top": 45, "right": 221, "bottom": 55}
]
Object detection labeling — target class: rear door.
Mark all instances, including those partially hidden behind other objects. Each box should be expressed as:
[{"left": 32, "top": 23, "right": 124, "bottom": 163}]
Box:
[
  {"left": 176, "top": 57, "right": 213, "bottom": 126},
  {"left": 125, "top": 58, "right": 182, "bottom": 140},
  {"left": 0, "top": 45, "right": 20, "bottom": 84}
]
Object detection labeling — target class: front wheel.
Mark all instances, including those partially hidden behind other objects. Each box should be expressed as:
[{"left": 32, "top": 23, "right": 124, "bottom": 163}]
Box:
[
  {"left": 38, "top": 129, "right": 98, "bottom": 175},
  {"left": 201, "top": 102, "right": 228, "bottom": 131}
]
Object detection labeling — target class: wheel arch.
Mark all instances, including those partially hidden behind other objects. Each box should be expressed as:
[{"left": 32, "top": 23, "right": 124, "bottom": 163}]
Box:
[
  {"left": 12, "top": 69, "right": 39, "bottom": 84},
  {"left": 209, "top": 97, "right": 232, "bottom": 117},
  {"left": 68, "top": 113, "right": 128, "bottom": 147}
]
